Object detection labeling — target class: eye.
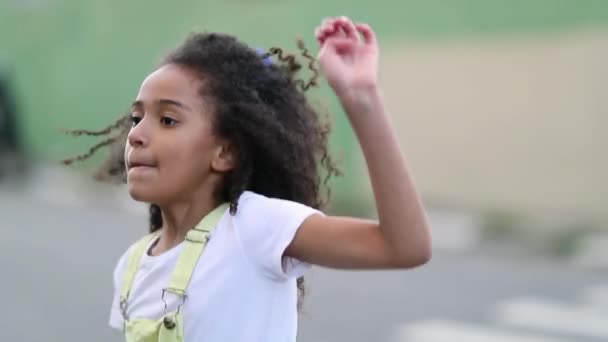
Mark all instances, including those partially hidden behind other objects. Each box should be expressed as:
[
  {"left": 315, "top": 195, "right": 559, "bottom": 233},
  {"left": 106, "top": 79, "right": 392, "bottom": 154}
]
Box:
[
  {"left": 160, "top": 116, "right": 178, "bottom": 126},
  {"left": 130, "top": 114, "right": 142, "bottom": 126}
]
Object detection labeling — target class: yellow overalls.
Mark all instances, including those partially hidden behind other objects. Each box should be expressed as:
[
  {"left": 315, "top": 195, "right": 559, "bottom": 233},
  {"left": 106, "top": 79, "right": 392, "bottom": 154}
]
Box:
[{"left": 119, "top": 204, "right": 228, "bottom": 342}]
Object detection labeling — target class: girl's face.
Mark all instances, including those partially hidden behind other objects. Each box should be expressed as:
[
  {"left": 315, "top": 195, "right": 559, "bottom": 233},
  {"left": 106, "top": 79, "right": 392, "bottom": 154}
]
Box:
[{"left": 124, "top": 64, "right": 233, "bottom": 205}]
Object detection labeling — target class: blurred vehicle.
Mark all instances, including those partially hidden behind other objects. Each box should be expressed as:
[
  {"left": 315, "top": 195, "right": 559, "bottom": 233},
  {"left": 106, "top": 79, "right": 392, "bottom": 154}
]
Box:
[{"left": 0, "top": 65, "right": 26, "bottom": 179}]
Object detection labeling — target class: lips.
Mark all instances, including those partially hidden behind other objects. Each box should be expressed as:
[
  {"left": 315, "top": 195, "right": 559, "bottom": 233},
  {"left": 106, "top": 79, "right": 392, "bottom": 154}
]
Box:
[
  {"left": 127, "top": 156, "right": 156, "bottom": 170},
  {"left": 129, "top": 162, "right": 155, "bottom": 169}
]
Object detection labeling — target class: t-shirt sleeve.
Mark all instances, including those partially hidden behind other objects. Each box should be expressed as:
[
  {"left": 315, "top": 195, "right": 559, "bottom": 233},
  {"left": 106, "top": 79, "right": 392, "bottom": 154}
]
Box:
[
  {"left": 235, "top": 193, "right": 323, "bottom": 281},
  {"left": 108, "top": 249, "right": 129, "bottom": 331}
]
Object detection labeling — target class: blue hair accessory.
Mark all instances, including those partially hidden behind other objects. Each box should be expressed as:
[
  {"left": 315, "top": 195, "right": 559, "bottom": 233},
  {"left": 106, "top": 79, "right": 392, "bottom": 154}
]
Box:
[{"left": 256, "top": 47, "right": 273, "bottom": 66}]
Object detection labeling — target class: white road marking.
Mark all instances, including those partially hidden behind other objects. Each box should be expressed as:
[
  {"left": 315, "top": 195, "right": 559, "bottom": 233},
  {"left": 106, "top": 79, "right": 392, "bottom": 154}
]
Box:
[
  {"left": 495, "top": 296, "right": 608, "bottom": 340},
  {"left": 394, "top": 319, "right": 571, "bottom": 342}
]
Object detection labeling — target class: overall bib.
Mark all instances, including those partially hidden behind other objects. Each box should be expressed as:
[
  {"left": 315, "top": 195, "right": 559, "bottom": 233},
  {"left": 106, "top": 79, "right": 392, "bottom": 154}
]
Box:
[{"left": 119, "top": 204, "right": 228, "bottom": 342}]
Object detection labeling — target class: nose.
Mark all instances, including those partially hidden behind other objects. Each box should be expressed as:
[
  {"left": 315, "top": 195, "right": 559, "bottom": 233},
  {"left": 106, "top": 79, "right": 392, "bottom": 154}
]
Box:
[{"left": 127, "top": 118, "right": 149, "bottom": 148}]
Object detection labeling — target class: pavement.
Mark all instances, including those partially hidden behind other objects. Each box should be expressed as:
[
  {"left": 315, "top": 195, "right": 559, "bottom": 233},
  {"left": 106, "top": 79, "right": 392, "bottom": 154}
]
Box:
[{"left": 1, "top": 165, "right": 606, "bottom": 341}]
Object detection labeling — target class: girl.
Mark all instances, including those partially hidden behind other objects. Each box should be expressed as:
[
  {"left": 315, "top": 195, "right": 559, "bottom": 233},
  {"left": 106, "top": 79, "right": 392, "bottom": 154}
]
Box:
[{"left": 63, "top": 16, "right": 431, "bottom": 342}]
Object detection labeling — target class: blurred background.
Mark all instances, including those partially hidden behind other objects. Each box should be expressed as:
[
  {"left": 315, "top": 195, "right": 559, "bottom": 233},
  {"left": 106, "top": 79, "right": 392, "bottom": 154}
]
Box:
[{"left": 1, "top": 0, "right": 606, "bottom": 341}]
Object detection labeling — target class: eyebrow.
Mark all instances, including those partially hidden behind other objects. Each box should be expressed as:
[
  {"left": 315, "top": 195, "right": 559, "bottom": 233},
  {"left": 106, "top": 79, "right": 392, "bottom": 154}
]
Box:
[{"left": 131, "top": 99, "right": 192, "bottom": 111}]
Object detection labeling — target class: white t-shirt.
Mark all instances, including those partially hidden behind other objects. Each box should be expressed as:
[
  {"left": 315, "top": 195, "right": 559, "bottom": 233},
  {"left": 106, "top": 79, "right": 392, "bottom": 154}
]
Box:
[{"left": 109, "top": 191, "right": 321, "bottom": 341}]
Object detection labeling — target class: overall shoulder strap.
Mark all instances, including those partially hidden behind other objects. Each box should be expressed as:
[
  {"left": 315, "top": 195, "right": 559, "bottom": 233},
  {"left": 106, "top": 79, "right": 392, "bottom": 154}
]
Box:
[
  {"left": 120, "top": 233, "right": 158, "bottom": 302},
  {"left": 164, "top": 203, "right": 229, "bottom": 296}
]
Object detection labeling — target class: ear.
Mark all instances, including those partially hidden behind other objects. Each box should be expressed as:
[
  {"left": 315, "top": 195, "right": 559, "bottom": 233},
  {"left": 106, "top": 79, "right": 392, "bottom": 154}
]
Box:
[{"left": 211, "top": 140, "right": 235, "bottom": 172}]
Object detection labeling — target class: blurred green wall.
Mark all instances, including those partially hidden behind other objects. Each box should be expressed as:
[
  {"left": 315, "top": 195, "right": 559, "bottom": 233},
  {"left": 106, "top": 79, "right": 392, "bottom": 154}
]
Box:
[{"left": 1, "top": 0, "right": 607, "bottom": 206}]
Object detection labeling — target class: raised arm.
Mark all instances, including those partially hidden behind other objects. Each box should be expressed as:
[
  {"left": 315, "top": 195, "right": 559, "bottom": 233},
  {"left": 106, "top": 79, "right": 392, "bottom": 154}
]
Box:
[{"left": 284, "top": 17, "right": 432, "bottom": 269}]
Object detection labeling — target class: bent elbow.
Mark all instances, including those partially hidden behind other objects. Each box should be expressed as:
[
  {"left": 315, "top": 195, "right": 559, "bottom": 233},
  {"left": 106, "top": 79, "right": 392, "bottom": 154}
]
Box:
[
  {"left": 394, "top": 242, "right": 432, "bottom": 268},
  {"left": 414, "top": 246, "right": 432, "bottom": 266}
]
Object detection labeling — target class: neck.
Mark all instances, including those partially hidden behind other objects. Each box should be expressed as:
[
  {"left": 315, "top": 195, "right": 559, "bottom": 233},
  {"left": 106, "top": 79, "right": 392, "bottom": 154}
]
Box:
[{"left": 152, "top": 183, "right": 221, "bottom": 255}]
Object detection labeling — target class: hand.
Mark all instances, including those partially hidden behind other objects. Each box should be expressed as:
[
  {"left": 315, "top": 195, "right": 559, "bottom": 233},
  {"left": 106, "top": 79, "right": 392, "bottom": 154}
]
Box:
[{"left": 315, "top": 17, "right": 379, "bottom": 99}]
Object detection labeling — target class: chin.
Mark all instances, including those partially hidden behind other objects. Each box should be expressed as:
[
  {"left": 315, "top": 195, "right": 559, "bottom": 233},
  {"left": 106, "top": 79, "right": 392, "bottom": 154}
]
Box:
[{"left": 127, "top": 184, "right": 160, "bottom": 203}]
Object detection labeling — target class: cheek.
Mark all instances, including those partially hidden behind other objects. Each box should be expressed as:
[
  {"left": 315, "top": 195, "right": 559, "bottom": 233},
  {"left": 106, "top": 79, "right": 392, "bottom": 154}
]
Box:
[{"left": 160, "top": 134, "right": 216, "bottom": 179}]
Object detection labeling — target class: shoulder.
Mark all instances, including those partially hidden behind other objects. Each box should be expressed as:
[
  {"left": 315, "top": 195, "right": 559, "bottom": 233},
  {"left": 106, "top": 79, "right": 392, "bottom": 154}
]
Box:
[
  {"left": 232, "top": 191, "right": 323, "bottom": 279},
  {"left": 232, "top": 191, "right": 324, "bottom": 233},
  {"left": 235, "top": 191, "right": 323, "bottom": 221}
]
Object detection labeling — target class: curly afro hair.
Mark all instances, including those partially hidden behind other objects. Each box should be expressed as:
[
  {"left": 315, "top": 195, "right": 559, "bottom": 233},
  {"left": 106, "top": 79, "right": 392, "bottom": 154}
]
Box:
[{"left": 62, "top": 32, "right": 342, "bottom": 308}]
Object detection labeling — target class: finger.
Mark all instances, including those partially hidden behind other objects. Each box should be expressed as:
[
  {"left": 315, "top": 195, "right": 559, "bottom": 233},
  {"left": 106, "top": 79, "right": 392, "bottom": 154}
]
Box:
[
  {"left": 315, "top": 27, "right": 324, "bottom": 45},
  {"left": 315, "top": 26, "right": 329, "bottom": 39},
  {"left": 321, "top": 17, "right": 333, "bottom": 27},
  {"left": 318, "top": 20, "right": 344, "bottom": 45},
  {"left": 355, "top": 23, "right": 376, "bottom": 45},
  {"left": 317, "top": 33, "right": 328, "bottom": 46},
  {"left": 316, "top": 28, "right": 333, "bottom": 45},
  {"left": 336, "top": 16, "right": 358, "bottom": 40},
  {"left": 321, "top": 20, "right": 338, "bottom": 36},
  {"left": 319, "top": 17, "right": 336, "bottom": 34},
  {"left": 324, "top": 36, "right": 355, "bottom": 54},
  {"left": 316, "top": 26, "right": 335, "bottom": 46}
]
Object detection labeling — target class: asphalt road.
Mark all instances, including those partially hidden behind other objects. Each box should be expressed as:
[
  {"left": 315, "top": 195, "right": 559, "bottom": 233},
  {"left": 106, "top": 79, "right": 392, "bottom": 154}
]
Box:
[{"left": 1, "top": 172, "right": 605, "bottom": 342}]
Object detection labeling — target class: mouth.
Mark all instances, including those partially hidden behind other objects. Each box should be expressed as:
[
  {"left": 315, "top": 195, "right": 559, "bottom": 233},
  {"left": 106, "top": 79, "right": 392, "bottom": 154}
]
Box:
[
  {"left": 127, "top": 162, "right": 157, "bottom": 179},
  {"left": 127, "top": 159, "right": 157, "bottom": 170},
  {"left": 129, "top": 163, "right": 154, "bottom": 169}
]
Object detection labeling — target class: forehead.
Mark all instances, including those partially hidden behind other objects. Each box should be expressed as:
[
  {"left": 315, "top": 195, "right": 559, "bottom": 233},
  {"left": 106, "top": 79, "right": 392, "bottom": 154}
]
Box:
[{"left": 136, "top": 64, "right": 202, "bottom": 102}]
